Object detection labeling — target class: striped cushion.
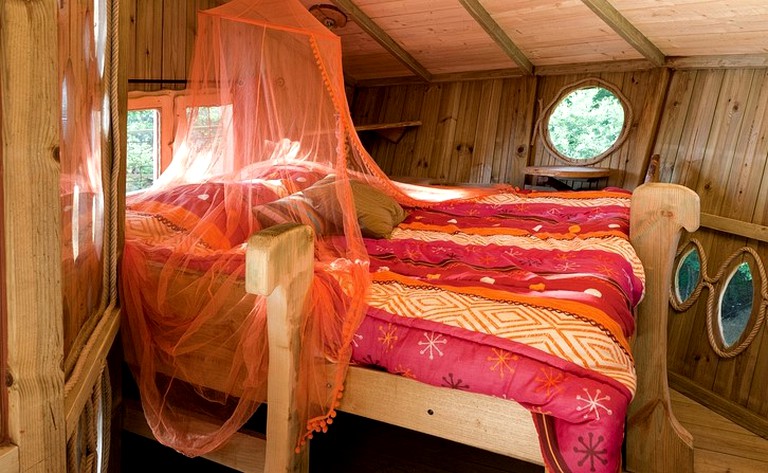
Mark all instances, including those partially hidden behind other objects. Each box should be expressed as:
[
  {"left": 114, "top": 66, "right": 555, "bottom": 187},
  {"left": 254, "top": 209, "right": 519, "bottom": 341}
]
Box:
[{"left": 253, "top": 193, "right": 336, "bottom": 236}]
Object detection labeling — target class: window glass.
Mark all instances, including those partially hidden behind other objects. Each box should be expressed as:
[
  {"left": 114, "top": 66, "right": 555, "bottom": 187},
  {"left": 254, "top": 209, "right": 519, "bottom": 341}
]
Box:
[
  {"left": 547, "top": 86, "right": 625, "bottom": 162},
  {"left": 186, "top": 105, "right": 231, "bottom": 152},
  {"left": 675, "top": 248, "right": 701, "bottom": 305},
  {"left": 126, "top": 109, "right": 160, "bottom": 192},
  {"left": 719, "top": 261, "right": 754, "bottom": 347}
]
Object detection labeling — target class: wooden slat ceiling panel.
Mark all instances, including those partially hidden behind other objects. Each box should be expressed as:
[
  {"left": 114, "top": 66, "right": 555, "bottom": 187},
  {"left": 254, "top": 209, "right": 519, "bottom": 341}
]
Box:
[
  {"left": 297, "top": 0, "right": 411, "bottom": 79},
  {"left": 297, "top": 0, "right": 768, "bottom": 80},
  {"left": 353, "top": 0, "right": 518, "bottom": 74},
  {"left": 338, "top": 23, "right": 413, "bottom": 80},
  {"left": 612, "top": 0, "right": 768, "bottom": 56},
  {"left": 481, "top": 0, "right": 643, "bottom": 65}
]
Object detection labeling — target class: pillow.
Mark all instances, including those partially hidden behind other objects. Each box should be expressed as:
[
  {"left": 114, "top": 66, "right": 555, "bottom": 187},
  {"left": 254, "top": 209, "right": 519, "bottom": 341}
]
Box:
[
  {"left": 252, "top": 193, "right": 335, "bottom": 237},
  {"left": 302, "top": 177, "right": 407, "bottom": 238},
  {"left": 255, "top": 177, "right": 407, "bottom": 239},
  {"left": 349, "top": 180, "right": 407, "bottom": 238}
]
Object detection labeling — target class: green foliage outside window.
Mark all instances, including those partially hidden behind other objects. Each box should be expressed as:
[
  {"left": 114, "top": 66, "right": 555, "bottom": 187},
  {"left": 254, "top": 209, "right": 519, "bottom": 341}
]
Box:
[
  {"left": 126, "top": 109, "right": 159, "bottom": 192},
  {"left": 676, "top": 249, "right": 701, "bottom": 304},
  {"left": 547, "top": 87, "right": 625, "bottom": 161},
  {"left": 720, "top": 262, "right": 754, "bottom": 347}
]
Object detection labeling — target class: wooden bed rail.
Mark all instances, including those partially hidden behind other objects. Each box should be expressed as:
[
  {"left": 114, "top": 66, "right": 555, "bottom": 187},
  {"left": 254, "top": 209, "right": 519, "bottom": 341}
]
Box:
[
  {"left": 246, "top": 223, "right": 314, "bottom": 473},
  {"left": 627, "top": 183, "right": 699, "bottom": 472}
]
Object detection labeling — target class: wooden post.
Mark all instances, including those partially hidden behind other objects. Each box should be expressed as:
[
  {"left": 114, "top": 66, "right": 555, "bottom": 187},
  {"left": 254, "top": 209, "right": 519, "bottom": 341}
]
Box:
[
  {"left": 246, "top": 224, "right": 313, "bottom": 473},
  {"left": 1, "top": 0, "right": 67, "bottom": 471},
  {"left": 627, "top": 183, "right": 699, "bottom": 472}
]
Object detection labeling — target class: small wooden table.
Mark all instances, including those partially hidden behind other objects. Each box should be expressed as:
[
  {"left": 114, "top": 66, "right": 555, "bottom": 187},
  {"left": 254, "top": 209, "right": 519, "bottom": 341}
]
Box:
[{"left": 523, "top": 166, "right": 610, "bottom": 191}]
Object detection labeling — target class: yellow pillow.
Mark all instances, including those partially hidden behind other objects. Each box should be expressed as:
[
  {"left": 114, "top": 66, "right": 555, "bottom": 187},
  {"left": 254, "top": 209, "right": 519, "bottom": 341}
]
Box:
[
  {"left": 298, "top": 176, "right": 407, "bottom": 238},
  {"left": 349, "top": 180, "right": 407, "bottom": 238}
]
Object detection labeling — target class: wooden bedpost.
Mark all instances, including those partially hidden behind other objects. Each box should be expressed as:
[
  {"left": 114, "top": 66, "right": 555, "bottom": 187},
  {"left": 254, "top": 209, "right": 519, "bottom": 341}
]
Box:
[
  {"left": 627, "top": 183, "right": 699, "bottom": 473},
  {"left": 246, "top": 223, "right": 313, "bottom": 473}
]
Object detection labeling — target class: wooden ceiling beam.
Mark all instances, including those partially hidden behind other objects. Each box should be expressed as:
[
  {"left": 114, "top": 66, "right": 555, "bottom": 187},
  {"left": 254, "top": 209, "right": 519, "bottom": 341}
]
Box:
[
  {"left": 458, "top": 0, "right": 534, "bottom": 76},
  {"left": 581, "top": 0, "right": 665, "bottom": 67},
  {"left": 331, "top": 0, "right": 432, "bottom": 82},
  {"left": 666, "top": 54, "right": 768, "bottom": 70}
]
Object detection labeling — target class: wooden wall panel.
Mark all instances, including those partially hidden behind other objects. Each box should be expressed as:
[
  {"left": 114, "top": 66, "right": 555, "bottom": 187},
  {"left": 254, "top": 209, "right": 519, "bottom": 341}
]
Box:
[
  {"left": 351, "top": 77, "right": 536, "bottom": 186},
  {"left": 656, "top": 69, "right": 768, "bottom": 220},
  {"left": 353, "top": 69, "right": 666, "bottom": 189},
  {"left": 656, "top": 68, "right": 768, "bottom": 438},
  {"left": 127, "top": 0, "right": 226, "bottom": 92},
  {"left": 531, "top": 68, "right": 670, "bottom": 189},
  {"left": 1, "top": 0, "right": 66, "bottom": 469}
]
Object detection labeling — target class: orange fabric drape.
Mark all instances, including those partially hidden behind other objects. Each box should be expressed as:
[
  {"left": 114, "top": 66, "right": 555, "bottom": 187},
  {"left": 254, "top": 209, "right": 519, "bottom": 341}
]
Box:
[{"left": 121, "top": 0, "right": 501, "bottom": 456}]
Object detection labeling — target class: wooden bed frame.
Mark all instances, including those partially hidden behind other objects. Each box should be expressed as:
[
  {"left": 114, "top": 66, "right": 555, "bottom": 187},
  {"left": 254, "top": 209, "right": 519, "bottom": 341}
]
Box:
[{"left": 124, "top": 182, "right": 700, "bottom": 472}]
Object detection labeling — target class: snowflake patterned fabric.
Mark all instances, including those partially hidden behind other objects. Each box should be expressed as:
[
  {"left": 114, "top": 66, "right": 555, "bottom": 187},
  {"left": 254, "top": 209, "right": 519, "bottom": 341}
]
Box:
[{"left": 351, "top": 189, "right": 643, "bottom": 473}]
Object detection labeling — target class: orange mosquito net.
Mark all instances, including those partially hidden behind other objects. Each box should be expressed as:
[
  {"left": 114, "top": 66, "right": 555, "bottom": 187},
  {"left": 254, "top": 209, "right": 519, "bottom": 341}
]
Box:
[{"left": 121, "top": 0, "right": 494, "bottom": 457}]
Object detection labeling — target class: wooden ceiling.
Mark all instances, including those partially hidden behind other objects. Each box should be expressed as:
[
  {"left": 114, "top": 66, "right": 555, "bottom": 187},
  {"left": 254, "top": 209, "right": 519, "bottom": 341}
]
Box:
[{"left": 297, "top": 0, "right": 768, "bottom": 82}]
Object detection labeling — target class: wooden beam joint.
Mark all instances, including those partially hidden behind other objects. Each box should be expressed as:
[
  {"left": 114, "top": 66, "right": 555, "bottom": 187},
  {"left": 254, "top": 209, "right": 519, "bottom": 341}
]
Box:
[
  {"left": 331, "top": 0, "right": 432, "bottom": 82},
  {"left": 458, "top": 0, "right": 534, "bottom": 75},
  {"left": 581, "top": 0, "right": 665, "bottom": 67}
]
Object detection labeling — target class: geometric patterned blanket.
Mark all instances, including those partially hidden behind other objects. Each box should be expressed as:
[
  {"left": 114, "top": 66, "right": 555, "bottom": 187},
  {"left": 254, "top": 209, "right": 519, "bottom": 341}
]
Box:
[{"left": 352, "top": 189, "right": 643, "bottom": 473}]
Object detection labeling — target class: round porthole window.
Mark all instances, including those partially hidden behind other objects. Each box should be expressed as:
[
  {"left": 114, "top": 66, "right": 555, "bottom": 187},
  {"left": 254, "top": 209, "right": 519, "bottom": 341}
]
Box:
[
  {"left": 719, "top": 261, "right": 754, "bottom": 348},
  {"left": 542, "top": 79, "right": 631, "bottom": 165}
]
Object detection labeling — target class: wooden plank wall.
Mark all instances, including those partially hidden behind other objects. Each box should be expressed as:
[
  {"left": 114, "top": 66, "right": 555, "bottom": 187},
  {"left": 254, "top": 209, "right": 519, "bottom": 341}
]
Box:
[
  {"left": 127, "top": 0, "right": 226, "bottom": 92},
  {"left": 351, "top": 69, "right": 668, "bottom": 189},
  {"left": 654, "top": 68, "right": 768, "bottom": 437},
  {"left": 351, "top": 79, "right": 537, "bottom": 186}
]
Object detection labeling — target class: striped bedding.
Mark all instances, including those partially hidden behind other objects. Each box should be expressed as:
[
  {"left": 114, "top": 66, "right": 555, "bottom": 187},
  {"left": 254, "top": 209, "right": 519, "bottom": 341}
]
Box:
[{"left": 351, "top": 189, "right": 642, "bottom": 473}]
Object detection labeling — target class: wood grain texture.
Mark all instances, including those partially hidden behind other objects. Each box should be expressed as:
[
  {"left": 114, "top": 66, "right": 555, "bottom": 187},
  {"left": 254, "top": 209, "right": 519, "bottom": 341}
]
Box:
[
  {"left": 627, "top": 183, "right": 699, "bottom": 473},
  {"left": 339, "top": 366, "right": 543, "bottom": 466},
  {"left": 246, "top": 224, "right": 314, "bottom": 473},
  {"left": 123, "top": 400, "right": 266, "bottom": 472},
  {"left": 351, "top": 76, "right": 536, "bottom": 186},
  {"left": 653, "top": 69, "right": 768, "bottom": 433},
  {"left": 331, "top": 0, "right": 431, "bottom": 81},
  {"left": 580, "top": 0, "right": 665, "bottom": 66},
  {"left": 1, "top": 0, "right": 66, "bottom": 470},
  {"left": 530, "top": 69, "right": 668, "bottom": 189},
  {"left": 458, "top": 0, "right": 533, "bottom": 75}
]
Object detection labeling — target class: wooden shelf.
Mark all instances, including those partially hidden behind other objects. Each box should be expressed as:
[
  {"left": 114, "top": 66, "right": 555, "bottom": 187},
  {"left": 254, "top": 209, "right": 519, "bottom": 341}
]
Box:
[{"left": 355, "top": 120, "right": 421, "bottom": 143}]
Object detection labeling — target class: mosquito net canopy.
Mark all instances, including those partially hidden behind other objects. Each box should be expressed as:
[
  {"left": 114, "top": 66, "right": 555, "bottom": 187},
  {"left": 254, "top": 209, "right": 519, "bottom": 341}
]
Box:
[{"left": 121, "top": 0, "right": 492, "bottom": 456}]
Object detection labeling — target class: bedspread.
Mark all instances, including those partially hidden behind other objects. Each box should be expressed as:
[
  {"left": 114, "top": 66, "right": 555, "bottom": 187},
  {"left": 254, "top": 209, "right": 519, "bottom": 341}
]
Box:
[{"left": 351, "top": 189, "right": 643, "bottom": 473}]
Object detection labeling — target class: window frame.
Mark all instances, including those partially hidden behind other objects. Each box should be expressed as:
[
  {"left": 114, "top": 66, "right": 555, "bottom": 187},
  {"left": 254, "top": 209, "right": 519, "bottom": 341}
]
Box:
[
  {"left": 127, "top": 90, "right": 233, "bottom": 187},
  {"left": 538, "top": 77, "right": 633, "bottom": 166},
  {"left": 127, "top": 91, "right": 175, "bottom": 179}
]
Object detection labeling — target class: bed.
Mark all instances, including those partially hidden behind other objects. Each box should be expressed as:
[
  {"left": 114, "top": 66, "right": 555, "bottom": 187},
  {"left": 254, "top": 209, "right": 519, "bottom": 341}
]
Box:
[
  {"left": 120, "top": 1, "right": 700, "bottom": 470},
  {"left": 122, "top": 173, "right": 699, "bottom": 472}
]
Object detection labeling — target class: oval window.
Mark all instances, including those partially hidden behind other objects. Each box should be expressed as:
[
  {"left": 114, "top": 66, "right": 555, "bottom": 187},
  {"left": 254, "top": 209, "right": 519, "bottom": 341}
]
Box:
[
  {"left": 545, "top": 84, "right": 628, "bottom": 165},
  {"left": 674, "top": 247, "right": 701, "bottom": 306},
  {"left": 719, "top": 261, "right": 754, "bottom": 348}
]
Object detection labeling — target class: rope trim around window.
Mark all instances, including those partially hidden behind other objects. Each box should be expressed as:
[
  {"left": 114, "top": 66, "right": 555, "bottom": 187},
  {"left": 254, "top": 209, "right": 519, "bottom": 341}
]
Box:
[{"left": 671, "top": 239, "right": 768, "bottom": 358}]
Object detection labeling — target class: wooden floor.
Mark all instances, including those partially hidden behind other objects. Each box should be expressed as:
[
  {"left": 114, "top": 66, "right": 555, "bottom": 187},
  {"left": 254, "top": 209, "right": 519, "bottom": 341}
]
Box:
[
  {"left": 669, "top": 390, "right": 768, "bottom": 473},
  {"left": 120, "top": 391, "right": 768, "bottom": 472}
]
